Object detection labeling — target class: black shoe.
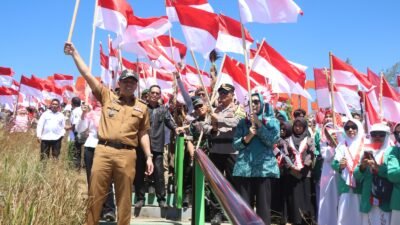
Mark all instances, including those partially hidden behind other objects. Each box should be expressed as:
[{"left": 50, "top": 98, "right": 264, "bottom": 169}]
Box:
[
  {"left": 135, "top": 200, "right": 144, "bottom": 208},
  {"left": 211, "top": 213, "right": 222, "bottom": 225},
  {"left": 103, "top": 211, "right": 116, "bottom": 222},
  {"left": 159, "top": 200, "right": 167, "bottom": 208}
]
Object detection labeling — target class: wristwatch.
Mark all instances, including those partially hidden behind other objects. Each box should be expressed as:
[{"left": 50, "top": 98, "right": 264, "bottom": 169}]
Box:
[{"left": 146, "top": 153, "right": 153, "bottom": 159}]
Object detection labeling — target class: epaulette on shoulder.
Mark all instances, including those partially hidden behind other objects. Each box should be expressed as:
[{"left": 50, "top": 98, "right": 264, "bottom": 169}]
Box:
[{"left": 138, "top": 99, "right": 147, "bottom": 105}]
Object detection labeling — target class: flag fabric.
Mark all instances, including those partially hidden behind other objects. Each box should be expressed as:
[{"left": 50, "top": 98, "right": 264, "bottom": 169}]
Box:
[
  {"left": 215, "top": 14, "right": 253, "bottom": 54},
  {"left": 238, "top": 0, "right": 302, "bottom": 24},
  {"left": 94, "top": 0, "right": 134, "bottom": 36},
  {"left": 397, "top": 74, "right": 400, "bottom": 93},
  {"left": 99, "top": 42, "right": 112, "bottom": 89},
  {"left": 331, "top": 55, "right": 373, "bottom": 91},
  {"left": 0, "top": 86, "right": 18, "bottom": 111},
  {"left": 19, "top": 75, "right": 43, "bottom": 102},
  {"left": 381, "top": 77, "right": 400, "bottom": 123},
  {"left": 139, "top": 40, "right": 177, "bottom": 72},
  {"left": 180, "top": 64, "right": 211, "bottom": 89},
  {"left": 364, "top": 90, "right": 381, "bottom": 129},
  {"left": 251, "top": 41, "right": 310, "bottom": 99},
  {"left": 0, "top": 66, "right": 14, "bottom": 86},
  {"left": 116, "top": 15, "right": 171, "bottom": 48},
  {"left": 166, "top": 0, "right": 214, "bottom": 22},
  {"left": 175, "top": 5, "right": 219, "bottom": 58},
  {"left": 367, "top": 68, "right": 381, "bottom": 98},
  {"left": 53, "top": 73, "right": 74, "bottom": 87},
  {"left": 154, "top": 35, "right": 187, "bottom": 61},
  {"left": 62, "top": 85, "right": 77, "bottom": 103},
  {"left": 31, "top": 75, "right": 63, "bottom": 102},
  {"left": 313, "top": 68, "right": 352, "bottom": 118},
  {"left": 10, "top": 80, "right": 20, "bottom": 91}
]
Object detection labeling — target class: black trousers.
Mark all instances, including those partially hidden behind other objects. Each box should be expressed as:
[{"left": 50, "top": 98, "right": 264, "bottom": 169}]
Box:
[
  {"left": 73, "top": 133, "right": 84, "bottom": 168},
  {"left": 135, "top": 151, "right": 166, "bottom": 202},
  {"left": 40, "top": 137, "right": 62, "bottom": 160},
  {"left": 235, "top": 177, "right": 272, "bottom": 225},
  {"left": 84, "top": 147, "right": 115, "bottom": 214}
]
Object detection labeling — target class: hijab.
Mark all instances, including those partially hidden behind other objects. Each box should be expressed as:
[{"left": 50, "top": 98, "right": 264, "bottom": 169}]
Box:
[{"left": 291, "top": 117, "right": 309, "bottom": 150}]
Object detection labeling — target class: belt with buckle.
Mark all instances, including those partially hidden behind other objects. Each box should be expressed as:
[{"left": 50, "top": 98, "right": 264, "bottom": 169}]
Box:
[{"left": 98, "top": 140, "right": 135, "bottom": 150}]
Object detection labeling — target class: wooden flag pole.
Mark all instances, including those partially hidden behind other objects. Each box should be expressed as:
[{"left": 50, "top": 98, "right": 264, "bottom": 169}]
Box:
[
  {"left": 328, "top": 52, "right": 336, "bottom": 127},
  {"left": 190, "top": 50, "right": 212, "bottom": 107},
  {"left": 67, "top": 0, "right": 81, "bottom": 42},
  {"left": 379, "top": 72, "right": 384, "bottom": 121}
]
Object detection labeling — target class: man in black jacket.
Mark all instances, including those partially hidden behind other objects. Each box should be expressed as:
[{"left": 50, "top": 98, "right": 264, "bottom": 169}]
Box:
[{"left": 135, "top": 85, "right": 181, "bottom": 208}]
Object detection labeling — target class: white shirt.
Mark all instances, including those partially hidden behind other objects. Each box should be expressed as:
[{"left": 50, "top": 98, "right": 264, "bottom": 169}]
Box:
[
  {"left": 76, "top": 117, "right": 99, "bottom": 148},
  {"left": 36, "top": 110, "right": 66, "bottom": 140},
  {"left": 70, "top": 107, "right": 83, "bottom": 127}
]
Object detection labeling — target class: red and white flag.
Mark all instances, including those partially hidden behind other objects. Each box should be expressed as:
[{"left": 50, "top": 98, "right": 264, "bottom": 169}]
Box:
[
  {"left": 381, "top": 77, "right": 400, "bottom": 123},
  {"left": 0, "top": 86, "right": 18, "bottom": 111},
  {"left": 0, "top": 66, "right": 14, "bottom": 86},
  {"left": 94, "top": 0, "right": 134, "bottom": 36},
  {"left": 117, "top": 15, "right": 171, "bottom": 47},
  {"left": 251, "top": 41, "right": 310, "bottom": 99},
  {"left": 216, "top": 14, "right": 253, "bottom": 54},
  {"left": 364, "top": 90, "right": 381, "bottom": 129},
  {"left": 396, "top": 74, "right": 400, "bottom": 93},
  {"left": 331, "top": 55, "right": 373, "bottom": 91},
  {"left": 10, "top": 80, "right": 20, "bottom": 91},
  {"left": 313, "top": 68, "right": 352, "bottom": 118},
  {"left": 175, "top": 5, "right": 219, "bottom": 58},
  {"left": 62, "top": 85, "right": 77, "bottom": 103},
  {"left": 99, "top": 42, "right": 112, "bottom": 89},
  {"left": 166, "top": 0, "right": 214, "bottom": 22},
  {"left": 367, "top": 68, "right": 381, "bottom": 98},
  {"left": 53, "top": 73, "right": 74, "bottom": 87},
  {"left": 180, "top": 64, "right": 211, "bottom": 89},
  {"left": 31, "top": 75, "right": 63, "bottom": 102},
  {"left": 238, "top": 0, "right": 302, "bottom": 24},
  {"left": 139, "top": 40, "right": 177, "bottom": 72},
  {"left": 19, "top": 75, "right": 43, "bottom": 102},
  {"left": 154, "top": 35, "right": 187, "bottom": 61}
]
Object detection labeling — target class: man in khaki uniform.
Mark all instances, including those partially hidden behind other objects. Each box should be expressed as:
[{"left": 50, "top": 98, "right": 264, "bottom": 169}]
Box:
[{"left": 64, "top": 42, "right": 154, "bottom": 225}]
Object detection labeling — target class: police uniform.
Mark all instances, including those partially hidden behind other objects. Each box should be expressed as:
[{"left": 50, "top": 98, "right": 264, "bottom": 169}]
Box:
[{"left": 86, "top": 83, "right": 150, "bottom": 225}]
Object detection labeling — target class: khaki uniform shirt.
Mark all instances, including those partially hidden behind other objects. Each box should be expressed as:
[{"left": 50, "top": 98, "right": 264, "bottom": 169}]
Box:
[{"left": 93, "top": 85, "right": 150, "bottom": 147}]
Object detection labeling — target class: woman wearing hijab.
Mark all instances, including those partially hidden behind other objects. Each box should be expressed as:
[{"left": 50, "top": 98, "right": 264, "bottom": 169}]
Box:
[
  {"left": 385, "top": 123, "right": 400, "bottom": 225},
  {"left": 333, "top": 119, "right": 364, "bottom": 225},
  {"left": 10, "top": 107, "right": 30, "bottom": 133},
  {"left": 233, "top": 93, "right": 280, "bottom": 225},
  {"left": 354, "top": 123, "right": 392, "bottom": 225},
  {"left": 282, "top": 117, "right": 316, "bottom": 225},
  {"left": 318, "top": 122, "right": 340, "bottom": 225}
]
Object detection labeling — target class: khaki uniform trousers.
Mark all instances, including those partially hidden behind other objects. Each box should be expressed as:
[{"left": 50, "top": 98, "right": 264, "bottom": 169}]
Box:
[{"left": 86, "top": 144, "right": 136, "bottom": 225}]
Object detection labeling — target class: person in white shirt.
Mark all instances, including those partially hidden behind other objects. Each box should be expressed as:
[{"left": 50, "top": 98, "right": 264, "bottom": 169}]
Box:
[
  {"left": 70, "top": 97, "right": 83, "bottom": 169},
  {"left": 36, "top": 99, "right": 66, "bottom": 160}
]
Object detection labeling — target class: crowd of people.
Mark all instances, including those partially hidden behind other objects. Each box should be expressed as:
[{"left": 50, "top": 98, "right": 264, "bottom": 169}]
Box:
[{"left": 1, "top": 42, "right": 400, "bottom": 225}]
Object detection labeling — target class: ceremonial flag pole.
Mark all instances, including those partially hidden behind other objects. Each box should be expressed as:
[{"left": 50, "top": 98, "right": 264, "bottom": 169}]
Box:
[
  {"left": 328, "top": 52, "right": 336, "bottom": 127},
  {"left": 190, "top": 50, "right": 212, "bottom": 107},
  {"left": 67, "top": 0, "right": 81, "bottom": 42}
]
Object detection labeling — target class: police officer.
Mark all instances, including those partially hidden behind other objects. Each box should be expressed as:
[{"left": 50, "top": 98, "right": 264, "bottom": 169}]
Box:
[{"left": 64, "top": 42, "right": 154, "bottom": 225}]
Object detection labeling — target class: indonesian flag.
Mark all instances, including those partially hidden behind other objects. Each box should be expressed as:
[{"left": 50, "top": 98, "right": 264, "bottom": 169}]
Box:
[
  {"left": 166, "top": 0, "right": 214, "bottom": 22},
  {"left": 108, "top": 37, "right": 120, "bottom": 89},
  {"left": 397, "top": 74, "right": 400, "bottom": 93},
  {"left": 10, "top": 80, "right": 20, "bottom": 91},
  {"left": 0, "top": 86, "right": 18, "bottom": 111},
  {"left": 331, "top": 54, "right": 373, "bottom": 91},
  {"left": 175, "top": 5, "right": 219, "bottom": 58},
  {"left": 62, "top": 85, "right": 77, "bottom": 103},
  {"left": 0, "top": 66, "right": 14, "bottom": 86},
  {"left": 364, "top": 90, "right": 381, "bottom": 129},
  {"left": 139, "top": 40, "right": 177, "bottom": 72},
  {"left": 99, "top": 42, "right": 112, "bottom": 89},
  {"left": 154, "top": 35, "right": 187, "bottom": 61},
  {"left": 216, "top": 14, "right": 253, "bottom": 55},
  {"left": 19, "top": 75, "right": 43, "bottom": 102},
  {"left": 216, "top": 55, "right": 256, "bottom": 104},
  {"left": 180, "top": 64, "right": 211, "bottom": 89},
  {"left": 31, "top": 75, "right": 63, "bottom": 102},
  {"left": 381, "top": 77, "right": 400, "bottom": 123},
  {"left": 238, "top": 0, "right": 303, "bottom": 24},
  {"left": 367, "top": 68, "right": 381, "bottom": 98},
  {"left": 251, "top": 41, "right": 311, "bottom": 99},
  {"left": 116, "top": 15, "right": 171, "bottom": 46},
  {"left": 94, "top": 0, "right": 134, "bottom": 36},
  {"left": 313, "top": 68, "right": 352, "bottom": 118},
  {"left": 53, "top": 73, "right": 74, "bottom": 87}
]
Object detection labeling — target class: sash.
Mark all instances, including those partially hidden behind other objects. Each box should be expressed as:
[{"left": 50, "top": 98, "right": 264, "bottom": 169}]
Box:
[
  {"left": 288, "top": 137, "right": 309, "bottom": 170},
  {"left": 342, "top": 139, "right": 364, "bottom": 188}
]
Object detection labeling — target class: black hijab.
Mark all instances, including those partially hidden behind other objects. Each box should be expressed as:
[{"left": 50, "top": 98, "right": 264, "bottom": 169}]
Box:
[{"left": 291, "top": 117, "right": 309, "bottom": 149}]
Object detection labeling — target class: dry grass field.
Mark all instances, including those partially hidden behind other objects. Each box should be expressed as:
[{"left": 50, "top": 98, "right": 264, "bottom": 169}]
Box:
[{"left": 0, "top": 130, "right": 87, "bottom": 225}]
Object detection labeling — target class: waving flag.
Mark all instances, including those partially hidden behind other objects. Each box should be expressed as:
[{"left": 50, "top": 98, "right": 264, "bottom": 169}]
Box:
[
  {"left": 154, "top": 35, "right": 187, "bottom": 61},
  {"left": 364, "top": 90, "right": 381, "bottom": 128},
  {"left": 19, "top": 75, "right": 43, "bottom": 102},
  {"left": 139, "top": 40, "right": 177, "bottom": 72},
  {"left": 94, "top": 0, "right": 134, "bottom": 36},
  {"left": 53, "top": 73, "right": 74, "bottom": 87},
  {"left": 10, "top": 80, "right": 19, "bottom": 91},
  {"left": 166, "top": 0, "right": 214, "bottom": 22},
  {"left": 216, "top": 14, "right": 253, "bottom": 54},
  {"left": 175, "top": 5, "right": 219, "bottom": 58},
  {"left": 180, "top": 64, "right": 211, "bottom": 89},
  {"left": 117, "top": 15, "right": 171, "bottom": 47},
  {"left": 100, "top": 43, "right": 112, "bottom": 88},
  {"left": 381, "top": 77, "right": 400, "bottom": 123},
  {"left": 0, "top": 66, "right": 14, "bottom": 86},
  {"left": 238, "top": 0, "right": 302, "bottom": 24},
  {"left": 331, "top": 54, "right": 373, "bottom": 91},
  {"left": 0, "top": 86, "right": 18, "bottom": 111}
]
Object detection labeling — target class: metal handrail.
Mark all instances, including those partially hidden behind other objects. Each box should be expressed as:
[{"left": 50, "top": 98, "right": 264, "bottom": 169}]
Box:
[{"left": 194, "top": 149, "right": 264, "bottom": 225}]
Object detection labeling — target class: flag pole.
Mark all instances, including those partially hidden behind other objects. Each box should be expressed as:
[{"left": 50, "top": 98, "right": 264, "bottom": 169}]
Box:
[
  {"left": 210, "top": 54, "right": 226, "bottom": 105},
  {"left": 136, "top": 57, "right": 140, "bottom": 96},
  {"left": 379, "top": 71, "right": 384, "bottom": 121},
  {"left": 327, "top": 53, "right": 336, "bottom": 128},
  {"left": 190, "top": 50, "right": 212, "bottom": 107},
  {"left": 86, "top": 0, "right": 99, "bottom": 103},
  {"left": 249, "top": 39, "right": 265, "bottom": 71},
  {"left": 67, "top": 0, "right": 81, "bottom": 42},
  {"left": 168, "top": 29, "right": 178, "bottom": 106}
]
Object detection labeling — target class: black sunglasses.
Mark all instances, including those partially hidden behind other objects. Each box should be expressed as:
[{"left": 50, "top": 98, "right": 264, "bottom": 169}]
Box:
[
  {"left": 344, "top": 124, "right": 358, "bottom": 131},
  {"left": 249, "top": 100, "right": 260, "bottom": 105},
  {"left": 371, "top": 131, "right": 386, "bottom": 138},
  {"left": 194, "top": 104, "right": 204, "bottom": 110}
]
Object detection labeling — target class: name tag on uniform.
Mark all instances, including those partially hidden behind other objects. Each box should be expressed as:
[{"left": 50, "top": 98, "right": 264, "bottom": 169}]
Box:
[
  {"left": 133, "top": 107, "right": 143, "bottom": 113},
  {"left": 108, "top": 108, "right": 118, "bottom": 117}
]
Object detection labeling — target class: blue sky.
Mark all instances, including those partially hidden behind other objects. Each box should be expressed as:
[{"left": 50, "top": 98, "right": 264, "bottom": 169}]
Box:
[{"left": 1, "top": 0, "right": 399, "bottom": 86}]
